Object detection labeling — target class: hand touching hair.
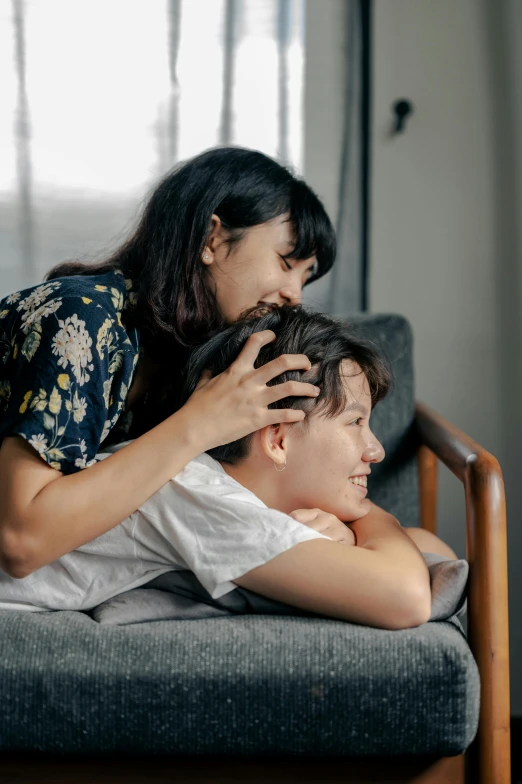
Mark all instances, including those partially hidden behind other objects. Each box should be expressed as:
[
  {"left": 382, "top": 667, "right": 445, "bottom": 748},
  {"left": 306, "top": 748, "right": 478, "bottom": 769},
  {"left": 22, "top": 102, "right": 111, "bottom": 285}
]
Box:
[{"left": 182, "top": 304, "right": 392, "bottom": 465}]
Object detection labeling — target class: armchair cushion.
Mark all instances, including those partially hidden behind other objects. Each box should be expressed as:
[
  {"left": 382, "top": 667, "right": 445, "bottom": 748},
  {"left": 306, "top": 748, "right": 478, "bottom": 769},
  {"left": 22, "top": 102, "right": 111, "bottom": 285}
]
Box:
[{"left": 0, "top": 609, "right": 479, "bottom": 757}]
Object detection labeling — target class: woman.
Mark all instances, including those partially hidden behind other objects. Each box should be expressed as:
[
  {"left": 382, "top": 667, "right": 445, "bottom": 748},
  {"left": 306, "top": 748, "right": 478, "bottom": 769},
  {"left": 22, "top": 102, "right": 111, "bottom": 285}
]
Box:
[{"left": 0, "top": 147, "right": 334, "bottom": 579}]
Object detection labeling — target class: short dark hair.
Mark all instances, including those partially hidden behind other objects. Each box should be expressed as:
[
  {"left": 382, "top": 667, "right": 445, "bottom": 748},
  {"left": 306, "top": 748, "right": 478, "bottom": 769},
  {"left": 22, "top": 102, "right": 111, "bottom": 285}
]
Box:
[{"left": 182, "top": 305, "right": 392, "bottom": 465}]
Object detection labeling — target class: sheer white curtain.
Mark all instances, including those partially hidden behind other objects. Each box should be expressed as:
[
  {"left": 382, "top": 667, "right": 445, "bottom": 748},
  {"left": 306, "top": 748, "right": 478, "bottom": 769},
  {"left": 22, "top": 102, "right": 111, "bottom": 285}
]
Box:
[
  {"left": 327, "top": 0, "right": 365, "bottom": 313},
  {"left": 0, "top": 0, "right": 305, "bottom": 297}
]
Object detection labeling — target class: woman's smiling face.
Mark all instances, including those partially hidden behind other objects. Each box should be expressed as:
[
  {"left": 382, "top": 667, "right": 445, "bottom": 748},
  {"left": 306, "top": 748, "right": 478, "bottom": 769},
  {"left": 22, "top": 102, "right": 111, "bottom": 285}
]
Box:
[{"left": 202, "top": 214, "right": 318, "bottom": 323}]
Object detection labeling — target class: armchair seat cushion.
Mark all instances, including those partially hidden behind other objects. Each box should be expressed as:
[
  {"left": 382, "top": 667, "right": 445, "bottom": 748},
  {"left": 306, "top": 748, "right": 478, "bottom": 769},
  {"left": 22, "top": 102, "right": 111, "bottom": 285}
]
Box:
[{"left": 0, "top": 609, "right": 479, "bottom": 757}]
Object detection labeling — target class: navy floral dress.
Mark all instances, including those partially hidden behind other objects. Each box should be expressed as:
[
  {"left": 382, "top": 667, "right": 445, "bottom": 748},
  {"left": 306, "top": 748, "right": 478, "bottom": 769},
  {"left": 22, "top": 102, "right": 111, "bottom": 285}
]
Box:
[{"left": 0, "top": 270, "right": 141, "bottom": 474}]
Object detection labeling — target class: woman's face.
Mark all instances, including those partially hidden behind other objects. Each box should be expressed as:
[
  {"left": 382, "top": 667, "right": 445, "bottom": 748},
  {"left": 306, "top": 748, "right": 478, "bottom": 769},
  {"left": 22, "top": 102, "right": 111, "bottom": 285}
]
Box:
[{"left": 202, "top": 214, "right": 318, "bottom": 323}]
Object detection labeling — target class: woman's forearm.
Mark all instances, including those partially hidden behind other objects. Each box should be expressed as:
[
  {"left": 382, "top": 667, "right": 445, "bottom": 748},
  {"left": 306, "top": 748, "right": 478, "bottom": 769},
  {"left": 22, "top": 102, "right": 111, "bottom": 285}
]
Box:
[{"left": 1, "top": 407, "right": 207, "bottom": 576}]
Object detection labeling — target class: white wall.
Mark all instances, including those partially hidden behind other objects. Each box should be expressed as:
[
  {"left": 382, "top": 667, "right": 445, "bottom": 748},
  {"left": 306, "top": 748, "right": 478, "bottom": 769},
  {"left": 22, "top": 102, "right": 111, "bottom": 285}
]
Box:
[{"left": 369, "top": 0, "right": 522, "bottom": 713}]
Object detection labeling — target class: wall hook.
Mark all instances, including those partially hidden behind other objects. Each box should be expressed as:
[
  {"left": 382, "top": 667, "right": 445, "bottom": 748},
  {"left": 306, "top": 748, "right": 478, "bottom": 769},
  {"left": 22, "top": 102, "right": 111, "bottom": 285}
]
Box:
[{"left": 391, "top": 99, "right": 414, "bottom": 135}]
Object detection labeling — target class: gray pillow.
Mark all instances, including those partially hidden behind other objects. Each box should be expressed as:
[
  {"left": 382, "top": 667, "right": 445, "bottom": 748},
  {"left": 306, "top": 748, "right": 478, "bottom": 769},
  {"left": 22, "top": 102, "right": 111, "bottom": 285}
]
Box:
[
  {"left": 424, "top": 552, "right": 468, "bottom": 621},
  {"left": 90, "top": 552, "right": 468, "bottom": 626}
]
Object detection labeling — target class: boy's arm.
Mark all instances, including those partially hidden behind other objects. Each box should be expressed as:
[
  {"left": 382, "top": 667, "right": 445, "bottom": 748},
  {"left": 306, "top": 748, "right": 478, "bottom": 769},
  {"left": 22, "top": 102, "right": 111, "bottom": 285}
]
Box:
[
  {"left": 348, "top": 502, "right": 430, "bottom": 574},
  {"left": 233, "top": 504, "right": 431, "bottom": 630}
]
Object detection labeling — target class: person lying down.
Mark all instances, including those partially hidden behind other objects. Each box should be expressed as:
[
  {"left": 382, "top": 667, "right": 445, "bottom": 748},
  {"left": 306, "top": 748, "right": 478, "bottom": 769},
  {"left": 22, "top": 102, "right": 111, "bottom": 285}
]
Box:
[{"left": 0, "top": 306, "right": 456, "bottom": 629}]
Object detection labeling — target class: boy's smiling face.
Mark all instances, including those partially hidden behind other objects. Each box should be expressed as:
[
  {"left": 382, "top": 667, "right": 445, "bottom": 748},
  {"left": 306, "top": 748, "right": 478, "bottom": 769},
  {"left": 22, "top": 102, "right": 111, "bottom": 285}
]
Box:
[{"left": 225, "top": 360, "right": 386, "bottom": 522}]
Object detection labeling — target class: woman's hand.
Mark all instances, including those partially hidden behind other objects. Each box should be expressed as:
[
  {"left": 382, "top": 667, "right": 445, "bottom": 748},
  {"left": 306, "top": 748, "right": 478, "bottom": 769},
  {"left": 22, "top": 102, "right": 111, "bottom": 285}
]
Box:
[
  {"left": 181, "top": 330, "right": 320, "bottom": 451},
  {"left": 289, "top": 508, "right": 357, "bottom": 546}
]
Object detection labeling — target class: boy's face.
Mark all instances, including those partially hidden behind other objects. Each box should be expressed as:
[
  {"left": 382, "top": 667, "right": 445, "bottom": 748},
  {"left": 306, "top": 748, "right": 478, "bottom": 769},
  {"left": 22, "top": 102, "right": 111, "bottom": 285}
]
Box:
[{"left": 266, "top": 361, "right": 385, "bottom": 521}]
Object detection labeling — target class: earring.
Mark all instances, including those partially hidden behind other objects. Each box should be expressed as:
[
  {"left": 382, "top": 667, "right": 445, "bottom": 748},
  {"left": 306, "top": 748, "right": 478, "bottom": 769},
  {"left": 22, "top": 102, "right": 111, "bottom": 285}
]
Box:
[
  {"left": 203, "top": 254, "right": 209, "bottom": 260},
  {"left": 273, "top": 458, "right": 286, "bottom": 472}
]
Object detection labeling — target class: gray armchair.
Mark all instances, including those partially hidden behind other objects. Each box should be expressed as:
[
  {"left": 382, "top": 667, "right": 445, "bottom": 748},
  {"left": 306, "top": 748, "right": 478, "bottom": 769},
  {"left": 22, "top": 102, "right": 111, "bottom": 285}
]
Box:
[{"left": 0, "top": 314, "right": 510, "bottom": 784}]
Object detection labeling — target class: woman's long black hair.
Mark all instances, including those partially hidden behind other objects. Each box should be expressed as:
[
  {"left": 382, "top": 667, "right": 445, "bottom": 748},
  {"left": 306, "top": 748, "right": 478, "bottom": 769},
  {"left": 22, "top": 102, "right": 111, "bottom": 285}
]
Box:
[{"left": 45, "top": 146, "right": 336, "bottom": 359}]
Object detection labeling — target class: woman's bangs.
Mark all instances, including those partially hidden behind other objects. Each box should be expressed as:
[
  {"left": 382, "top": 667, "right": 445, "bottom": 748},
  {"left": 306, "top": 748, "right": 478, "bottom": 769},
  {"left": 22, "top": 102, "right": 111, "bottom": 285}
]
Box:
[{"left": 285, "top": 183, "right": 336, "bottom": 283}]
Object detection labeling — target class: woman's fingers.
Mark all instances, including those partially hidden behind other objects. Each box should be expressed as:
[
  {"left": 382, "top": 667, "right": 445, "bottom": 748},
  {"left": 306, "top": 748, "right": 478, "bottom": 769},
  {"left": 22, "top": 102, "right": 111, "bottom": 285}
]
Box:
[
  {"left": 264, "top": 379, "right": 320, "bottom": 406},
  {"left": 263, "top": 407, "right": 308, "bottom": 425},
  {"left": 225, "top": 329, "right": 317, "bottom": 400},
  {"left": 255, "top": 352, "right": 313, "bottom": 386},
  {"left": 230, "top": 330, "right": 277, "bottom": 371},
  {"left": 183, "top": 331, "right": 318, "bottom": 450}
]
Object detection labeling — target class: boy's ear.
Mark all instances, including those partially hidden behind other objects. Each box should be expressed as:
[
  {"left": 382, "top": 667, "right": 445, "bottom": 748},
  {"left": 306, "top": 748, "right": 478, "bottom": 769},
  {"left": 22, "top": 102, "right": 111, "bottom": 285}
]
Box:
[{"left": 258, "top": 422, "right": 294, "bottom": 463}]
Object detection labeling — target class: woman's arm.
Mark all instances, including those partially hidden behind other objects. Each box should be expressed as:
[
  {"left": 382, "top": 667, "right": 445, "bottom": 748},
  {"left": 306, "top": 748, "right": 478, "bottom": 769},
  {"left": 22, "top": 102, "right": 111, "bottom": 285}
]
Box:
[
  {"left": 0, "top": 412, "right": 202, "bottom": 578},
  {"left": 0, "top": 331, "right": 319, "bottom": 578},
  {"left": 233, "top": 504, "right": 431, "bottom": 630}
]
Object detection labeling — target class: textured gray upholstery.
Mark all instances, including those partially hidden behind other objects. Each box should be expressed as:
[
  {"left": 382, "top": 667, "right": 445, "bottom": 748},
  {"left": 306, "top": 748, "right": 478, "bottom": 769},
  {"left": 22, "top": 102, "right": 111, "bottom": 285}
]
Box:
[
  {"left": 0, "top": 313, "right": 480, "bottom": 758},
  {"left": 345, "top": 314, "right": 419, "bottom": 527},
  {"left": 0, "top": 610, "right": 479, "bottom": 756}
]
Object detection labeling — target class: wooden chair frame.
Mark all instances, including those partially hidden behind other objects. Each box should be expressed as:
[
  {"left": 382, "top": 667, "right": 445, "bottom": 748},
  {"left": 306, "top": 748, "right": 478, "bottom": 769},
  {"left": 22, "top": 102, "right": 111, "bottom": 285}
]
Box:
[
  {"left": 415, "top": 401, "right": 511, "bottom": 784},
  {"left": 1, "top": 402, "right": 511, "bottom": 784}
]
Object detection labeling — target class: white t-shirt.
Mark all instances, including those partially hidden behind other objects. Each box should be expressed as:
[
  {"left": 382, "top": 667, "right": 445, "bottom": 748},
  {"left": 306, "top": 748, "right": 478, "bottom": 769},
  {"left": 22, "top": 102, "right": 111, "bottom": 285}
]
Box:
[{"left": 0, "top": 448, "right": 330, "bottom": 612}]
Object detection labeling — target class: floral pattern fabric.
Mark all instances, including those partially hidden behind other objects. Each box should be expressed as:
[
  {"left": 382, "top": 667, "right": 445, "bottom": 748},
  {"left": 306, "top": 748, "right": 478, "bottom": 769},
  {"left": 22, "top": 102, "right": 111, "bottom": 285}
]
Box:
[{"left": 0, "top": 270, "right": 140, "bottom": 474}]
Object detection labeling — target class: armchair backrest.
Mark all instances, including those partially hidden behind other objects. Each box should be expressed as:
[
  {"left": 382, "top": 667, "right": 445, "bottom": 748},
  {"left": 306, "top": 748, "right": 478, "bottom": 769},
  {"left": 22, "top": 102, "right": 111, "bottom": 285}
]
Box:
[{"left": 344, "top": 313, "right": 419, "bottom": 527}]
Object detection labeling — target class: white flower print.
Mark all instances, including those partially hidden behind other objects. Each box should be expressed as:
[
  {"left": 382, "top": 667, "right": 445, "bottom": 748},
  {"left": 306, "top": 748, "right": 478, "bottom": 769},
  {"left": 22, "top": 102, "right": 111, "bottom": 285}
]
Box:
[
  {"left": 21, "top": 298, "right": 62, "bottom": 334},
  {"left": 28, "top": 434, "right": 48, "bottom": 453},
  {"left": 72, "top": 390, "right": 88, "bottom": 423},
  {"left": 6, "top": 292, "right": 21, "bottom": 304},
  {"left": 74, "top": 456, "right": 98, "bottom": 469},
  {"left": 96, "top": 318, "right": 115, "bottom": 360},
  {"left": 2, "top": 273, "right": 140, "bottom": 474},
  {"left": 17, "top": 282, "right": 61, "bottom": 314},
  {"left": 51, "top": 314, "right": 94, "bottom": 386},
  {"left": 75, "top": 437, "right": 87, "bottom": 467},
  {"left": 100, "top": 419, "right": 113, "bottom": 444}
]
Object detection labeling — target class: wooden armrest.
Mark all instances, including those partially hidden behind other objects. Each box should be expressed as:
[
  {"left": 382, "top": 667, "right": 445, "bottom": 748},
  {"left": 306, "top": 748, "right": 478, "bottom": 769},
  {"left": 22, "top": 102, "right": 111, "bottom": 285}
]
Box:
[{"left": 415, "top": 401, "right": 510, "bottom": 784}]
